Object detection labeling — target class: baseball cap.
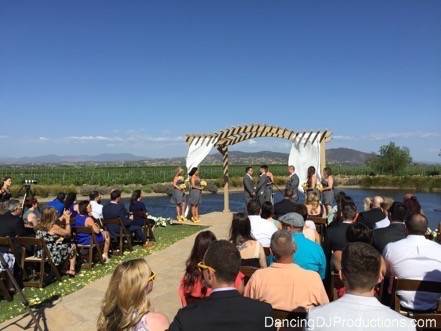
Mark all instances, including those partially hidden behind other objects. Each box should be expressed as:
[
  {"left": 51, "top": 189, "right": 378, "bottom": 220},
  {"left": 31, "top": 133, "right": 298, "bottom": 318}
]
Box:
[{"left": 279, "top": 212, "right": 305, "bottom": 228}]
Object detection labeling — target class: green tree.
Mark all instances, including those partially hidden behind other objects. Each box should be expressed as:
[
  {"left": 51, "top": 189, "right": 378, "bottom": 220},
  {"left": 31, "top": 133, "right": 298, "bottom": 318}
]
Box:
[{"left": 370, "top": 142, "right": 412, "bottom": 175}]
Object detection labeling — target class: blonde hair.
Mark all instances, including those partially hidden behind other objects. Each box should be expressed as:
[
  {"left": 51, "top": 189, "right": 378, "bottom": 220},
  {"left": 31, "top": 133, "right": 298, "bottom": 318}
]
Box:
[
  {"left": 97, "top": 259, "right": 153, "bottom": 331},
  {"left": 305, "top": 191, "right": 320, "bottom": 208},
  {"left": 175, "top": 167, "right": 184, "bottom": 177},
  {"left": 37, "top": 207, "right": 58, "bottom": 231},
  {"left": 363, "top": 197, "right": 372, "bottom": 211},
  {"left": 381, "top": 197, "right": 394, "bottom": 212}
]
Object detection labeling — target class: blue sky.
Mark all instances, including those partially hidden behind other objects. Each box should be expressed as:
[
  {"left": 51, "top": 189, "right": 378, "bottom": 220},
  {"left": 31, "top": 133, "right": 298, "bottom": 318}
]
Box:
[{"left": 0, "top": 1, "right": 440, "bottom": 161}]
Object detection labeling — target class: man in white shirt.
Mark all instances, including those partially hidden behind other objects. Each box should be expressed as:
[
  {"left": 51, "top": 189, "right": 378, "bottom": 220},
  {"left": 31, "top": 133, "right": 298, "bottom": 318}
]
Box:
[
  {"left": 384, "top": 213, "right": 441, "bottom": 312},
  {"left": 89, "top": 190, "right": 103, "bottom": 219},
  {"left": 247, "top": 200, "right": 277, "bottom": 247},
  {"left": 308, "top": 242, "right": 415, "bottom": 331}
]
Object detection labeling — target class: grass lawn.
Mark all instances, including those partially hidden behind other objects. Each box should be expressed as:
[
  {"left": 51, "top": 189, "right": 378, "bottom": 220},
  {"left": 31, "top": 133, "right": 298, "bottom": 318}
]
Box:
[{"left": 0, "top": 224, "right": 205, "bottom": 323}]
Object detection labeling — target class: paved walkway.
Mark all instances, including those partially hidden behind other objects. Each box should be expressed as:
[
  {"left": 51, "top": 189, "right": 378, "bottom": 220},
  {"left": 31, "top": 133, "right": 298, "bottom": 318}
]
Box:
[{"left": 0, "top": 212, "right": 233, "bottom": 331}]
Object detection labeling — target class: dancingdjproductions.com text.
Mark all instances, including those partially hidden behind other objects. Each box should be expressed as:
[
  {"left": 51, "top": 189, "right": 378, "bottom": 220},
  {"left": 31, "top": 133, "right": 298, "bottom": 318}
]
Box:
[{"left": 264, "top": 316, "right": 437, "bottom": 329}]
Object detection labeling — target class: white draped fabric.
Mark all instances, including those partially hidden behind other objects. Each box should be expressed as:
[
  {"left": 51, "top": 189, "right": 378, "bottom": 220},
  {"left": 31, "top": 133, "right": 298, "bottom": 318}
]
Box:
[
  {"left": 185, "top": 137, "right": 215, "bottom": 173},
  {"left": 288, "top": 137, "right": 321, "bottom": 192}
]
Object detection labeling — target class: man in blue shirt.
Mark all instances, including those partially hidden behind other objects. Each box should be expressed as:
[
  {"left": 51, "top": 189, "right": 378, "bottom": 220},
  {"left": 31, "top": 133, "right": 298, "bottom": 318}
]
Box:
[
  {"left": 47, "top": 192, "right": 65, "bottom": 216},
  {"left": 279, "top": 212, "right": 326, "bottom": 279}
]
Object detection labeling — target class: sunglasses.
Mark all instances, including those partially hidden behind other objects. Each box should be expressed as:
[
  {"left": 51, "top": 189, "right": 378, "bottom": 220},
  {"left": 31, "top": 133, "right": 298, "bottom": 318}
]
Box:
[
  {"left": 148, "top": 271, "right": 156, "bottom": 282},
  {"left": 197, "top": 261, "right": 215, "bottom": 273}
]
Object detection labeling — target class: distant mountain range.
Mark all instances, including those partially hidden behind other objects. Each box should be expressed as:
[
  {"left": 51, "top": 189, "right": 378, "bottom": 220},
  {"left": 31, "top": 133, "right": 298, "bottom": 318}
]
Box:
[{"left": 0, "top": 148, "right": 376, "bottom": 165}]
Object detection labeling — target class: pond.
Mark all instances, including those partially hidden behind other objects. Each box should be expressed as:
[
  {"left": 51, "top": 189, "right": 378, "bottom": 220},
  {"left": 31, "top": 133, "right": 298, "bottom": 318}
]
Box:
[{"left": 137, "top": 188, "right": 441, "bottom": 229}]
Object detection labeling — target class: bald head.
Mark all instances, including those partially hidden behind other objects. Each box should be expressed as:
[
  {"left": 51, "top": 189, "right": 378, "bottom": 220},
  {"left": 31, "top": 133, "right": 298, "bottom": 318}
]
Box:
[
  {"left": 372, "top": 196, "right": 384, "bottom": 209},
  {"left": 406, "top": 213, "right": 428, "bottom": 236},
  {"left": 270, "top": 230, "right": 295, "bottom": 259}
]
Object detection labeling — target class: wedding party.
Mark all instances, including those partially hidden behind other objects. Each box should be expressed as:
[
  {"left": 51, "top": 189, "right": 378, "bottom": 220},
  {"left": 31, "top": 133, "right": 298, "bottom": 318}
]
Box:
[{"left": 0, "top": 1, "right": 440, "bottom": 331}]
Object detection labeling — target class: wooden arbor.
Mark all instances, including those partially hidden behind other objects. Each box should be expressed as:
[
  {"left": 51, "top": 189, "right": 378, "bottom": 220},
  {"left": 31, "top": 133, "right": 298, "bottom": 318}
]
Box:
[{"left": 185, "top": 124, "right": 332, "bottom": 212}]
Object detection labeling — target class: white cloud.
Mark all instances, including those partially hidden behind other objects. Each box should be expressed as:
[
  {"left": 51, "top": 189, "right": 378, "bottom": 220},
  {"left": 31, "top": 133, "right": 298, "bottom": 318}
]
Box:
[
  {"left": 247, "top": 139, "right": 257, "bottom": 145},
  {"left": 367, "top": 131, "right": 441, "bottom": 141},
  {"left": 64, "top": 133, "right": 183, "bottom": 144},
  {"left": 66, "top": 135, "right": 124, "bottom": 143},
  {"left": 38, "top": 137, "right": 49, "bottom": 141},
  {"left": 333, "top": 135, "right": 355, "bottom": 141}
]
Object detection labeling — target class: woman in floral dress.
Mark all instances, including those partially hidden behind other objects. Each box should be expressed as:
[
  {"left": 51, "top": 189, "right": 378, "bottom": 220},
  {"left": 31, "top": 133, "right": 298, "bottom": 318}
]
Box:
[{"left": 35, "top": 207, "right": 77, "bottom": 276}]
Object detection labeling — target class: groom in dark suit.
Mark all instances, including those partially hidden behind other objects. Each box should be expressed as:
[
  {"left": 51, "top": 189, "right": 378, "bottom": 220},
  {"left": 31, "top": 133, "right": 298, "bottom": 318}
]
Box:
[
  {"left": 243, "top": 166, "right": 255, "bottom": 203},
  {"left": 256, "top": 165, "right": 272, "bottom": 206},
  {"left": 286, "top": 165, "right": 300, "bottom": 202},
  {"left": 170, "top": 240, "right": 274, "bottom": 331}
]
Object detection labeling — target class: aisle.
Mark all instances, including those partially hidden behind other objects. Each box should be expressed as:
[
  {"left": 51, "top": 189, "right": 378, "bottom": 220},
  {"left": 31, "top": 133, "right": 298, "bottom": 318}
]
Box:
[{"left": 0, "top": 212, "right": 233, "bottom": 331}]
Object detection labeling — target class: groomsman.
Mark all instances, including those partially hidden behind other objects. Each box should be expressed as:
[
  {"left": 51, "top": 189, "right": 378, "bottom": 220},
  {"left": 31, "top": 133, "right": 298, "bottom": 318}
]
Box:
[
  {"left": 256, "top": 165, "right": 272, "bottom": 206},
  {"left": 286, "top": 165, "right": 300, "bottom": 202},
  {"left": 243, "top": 166, "right": 256, "bottom": 203}
]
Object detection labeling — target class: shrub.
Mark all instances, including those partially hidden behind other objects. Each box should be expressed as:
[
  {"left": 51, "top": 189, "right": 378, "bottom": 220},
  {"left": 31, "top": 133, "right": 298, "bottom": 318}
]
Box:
[
  {"left": 151, "top": 183, "right": 173, "bottom": 196},
  {"left": 205, "top": 181, "right": 218, "bottom": 194}
]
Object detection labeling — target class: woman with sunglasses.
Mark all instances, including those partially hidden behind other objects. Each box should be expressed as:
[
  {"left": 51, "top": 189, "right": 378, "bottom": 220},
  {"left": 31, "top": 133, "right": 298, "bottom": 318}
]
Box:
[
  {"left": 178, "top": 231, "right": 244, "bottom": 306},
  {"left": 97, "top": 258, "right": 169, "bottom": 331}
]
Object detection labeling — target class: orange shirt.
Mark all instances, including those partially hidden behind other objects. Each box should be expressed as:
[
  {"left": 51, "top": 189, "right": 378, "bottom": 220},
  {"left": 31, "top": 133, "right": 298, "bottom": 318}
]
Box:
[{"left": 244, "top": 263, "right": 328, "bottom": 311}]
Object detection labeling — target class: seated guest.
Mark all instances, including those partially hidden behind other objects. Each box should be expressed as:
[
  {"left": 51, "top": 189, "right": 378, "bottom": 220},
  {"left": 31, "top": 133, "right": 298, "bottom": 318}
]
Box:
[
  {"left": 73, "top": 201, "right": 111, "bottom": 262},
  {"left": 129, "top": 189, "right": 147, "bottom": 219},
  {"left": 373, "top": 201, "right": 407, "bottom": 253},
  {"left": 357, "top": 196, "right": 385, "bottom": 229},
  {"left": 245, "top": 230, "right": 328, "bottom": 310},
  {"left": 102, "top": 189, "right": 148, "bottom": 247},
  {"left": 308, "top": 242, "right": 415, "bottom": 331},
  {"left": 22, "top": 196, "right": 40, "bottom": 225},
  {"left": 23, "top": 212, "right": 38, "bottom": 236},
  {"left": 363, "top": 196, "right": 372, "bottom": 211},
  {"left": 285, "top": 203, "right": 320, "bottom": 243},
  {"left": 330, "top": 193, "right": 353, "bottom": 224},
  {"left": 35, "top": 208, "right": 77, "bottom": 276},
  {"left": 97, "top": 258, "right": 169, "bottom": 331},
  {"left": 47, "top": 192, "right": 66, "bottom": 216},
  {"left": 64, "top": 192, "right": 78, "bottom": 217},
  {"left": 129, "top": 189, "right": 155, "bottom": 228},
  {"left": 170, "top": 240, "right": 273, "bottom": 331},
  {"left": 384, "top": 213, "right": 441, "bottom": 312},
  {"left": 279, "top": 212, "right": 326, "bottom": 279},
  {"left": 333, "top": 223, "right": 387, "bottom": 299},
  {"left": 403, "top": 194, "right": 423, "bottom": 217},
  {"left": 0, "top": 200, "right": 25, "bottom": 280},
  {"left": 326, "top": 203, "right": 357, "bottom": 262},
  {"left": 274, "top": 188, "right": 297, "bottom": 219},
  {"left": 229, "top": 213, "right": 267, "bottom": 268},
  {"left": 305, "top": 191, "right": 327, "bottom": 218},
  {"left": 247, "top": 200, "right": 277, "bottom": 247},
  {"left": 178, "top": 231, "right": 244, "bottom": 306},
  {"left": 261, "top": 201, "right": 281, "bottom": 229},
  {"left": 375, "top": 197, "right": 393, "bottom": 229},
  {"left": 89, "top": 191, "right": 103, "bottom": 220},
  {"left": 0, "top": 199, "right": 25, "bottom": 238}
]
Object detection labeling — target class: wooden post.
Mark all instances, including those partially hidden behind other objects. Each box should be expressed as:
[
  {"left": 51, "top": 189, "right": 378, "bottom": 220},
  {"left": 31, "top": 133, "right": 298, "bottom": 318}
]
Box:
[
  {"left": 320, "top": 135, "right": 326, "bottom": 175},
  {"left": 221, "top": 146, "right": 230, "bottom": 213}
]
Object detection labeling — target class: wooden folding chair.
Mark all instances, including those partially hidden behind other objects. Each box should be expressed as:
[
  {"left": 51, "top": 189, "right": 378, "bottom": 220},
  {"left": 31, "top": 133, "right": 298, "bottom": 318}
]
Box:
[
  {"left": 392, "top": 278, "right": 441, "bottom": 330},
  {"left": 73, "top": 227, "right": 104, "bottom": 269},
  {"left": 102, "top": 218, "right": 133, "bottom": 255},
  {"left": 135, "top": 213, "right": 156, "bottom": 243},
  {"left": 240, "top": 265, "right": 259, "bottom": 285},
  {"left": 306, "top": 216, "right": 327, "bottom": 245},
  {"left": 143, "top": 218, "right": 156, "bottom": 243},
  {"left": 0, "top": 237, "right": 14, "bottom": 301},
  {"left": 16, "top": 237, "right": 61, "bottom": 288}
]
